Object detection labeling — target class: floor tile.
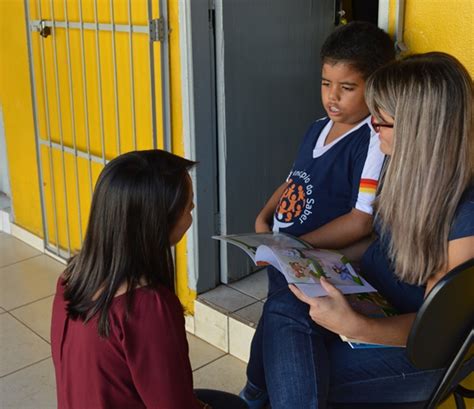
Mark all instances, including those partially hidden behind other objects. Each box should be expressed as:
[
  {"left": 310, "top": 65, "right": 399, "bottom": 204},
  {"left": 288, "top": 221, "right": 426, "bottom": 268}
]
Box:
[
  {"left": 228, "top": 268, "right": 268, "bottom": 300},
  {"left": 0, "top": 255, "right": 63, "bottom": 310},
  {"left": 0, "top": 358, "right": 56, "bottom": 409},
  {"left": 0, "top": 314, "right": 51, "bottom": 377},
  {"left": 0, "top": 233, "right": 41, "bottom": 268},
  {"left": 231, "top": 301, "right": 264, "bottom": 328},
  {"left": 193, "top": 354, "right": 247, "bottom": 395},
  {"left": 10, "top": 296, "right": 54, "bottom": 343},
  {"left": 187, "top": 332, "right": 226, "bottom": 370},
  {"left": 198, "top": 285, "right": 257, "bottom": 314}
]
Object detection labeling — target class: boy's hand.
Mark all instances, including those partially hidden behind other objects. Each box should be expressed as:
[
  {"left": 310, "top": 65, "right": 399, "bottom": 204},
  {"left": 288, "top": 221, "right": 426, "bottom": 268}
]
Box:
[{"left": 255, "top": 215, "right": 272, "bottom": 233}]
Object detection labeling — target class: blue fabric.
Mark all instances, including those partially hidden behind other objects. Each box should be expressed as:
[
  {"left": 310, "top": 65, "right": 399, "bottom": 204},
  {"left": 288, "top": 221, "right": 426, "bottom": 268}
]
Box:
[
  {"left": 262, "top": 288, "right": 446, "bottom": 409},
  {"left": 272, "top": 118, "right": 372, "bottom": 236},
  {"left": 360, "top": 238, "right": 425, "bottom": 313},
  {"left": 360, "top": 183, "right": 474, "bottom": 312},
  {"left": 245, "top": 186, "right": 474, "bottom": 409},
  {"left": 194, "top": 389, "right": 249, "bottom": 409},
  {"left": 448, "top": 184, "right": 474, "bottom": 241}
]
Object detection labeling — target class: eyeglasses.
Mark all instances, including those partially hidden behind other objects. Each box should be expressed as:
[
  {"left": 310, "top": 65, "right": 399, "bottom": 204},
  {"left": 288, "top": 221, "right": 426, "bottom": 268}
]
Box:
[{"left": 371, "top": 117, "right": 394, "bottom": 133}]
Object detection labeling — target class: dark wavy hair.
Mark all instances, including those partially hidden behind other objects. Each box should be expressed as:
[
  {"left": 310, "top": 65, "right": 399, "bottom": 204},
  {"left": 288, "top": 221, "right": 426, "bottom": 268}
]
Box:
[
  {"left": 63, "top": 149, "right": 196, "bottom": 337},
  {"left": 320, "top": 21, "right": 395, "bottom": 79}
]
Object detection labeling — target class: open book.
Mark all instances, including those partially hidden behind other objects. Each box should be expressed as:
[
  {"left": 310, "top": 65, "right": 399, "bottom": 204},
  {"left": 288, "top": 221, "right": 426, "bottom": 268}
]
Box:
[{"left": 213, "top": 232, "right": 376, "bottom": 298}]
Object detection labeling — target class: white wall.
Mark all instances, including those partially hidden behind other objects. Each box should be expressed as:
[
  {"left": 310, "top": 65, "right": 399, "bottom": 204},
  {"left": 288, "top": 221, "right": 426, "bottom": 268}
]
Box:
[{"left": 0, "top": 106, "right": 11, "bottom": 197}]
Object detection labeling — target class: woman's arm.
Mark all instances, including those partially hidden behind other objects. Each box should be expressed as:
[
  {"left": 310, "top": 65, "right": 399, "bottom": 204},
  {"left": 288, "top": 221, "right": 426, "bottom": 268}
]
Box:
[
  {"left": 425, "top": 235, "right": 474, "bottom": 295},
  {"left": 290, "top": 279, "right": 416, "bottom": 346},
  {"left": 290, "top": 235, "right": 474, "bottom": 347}
]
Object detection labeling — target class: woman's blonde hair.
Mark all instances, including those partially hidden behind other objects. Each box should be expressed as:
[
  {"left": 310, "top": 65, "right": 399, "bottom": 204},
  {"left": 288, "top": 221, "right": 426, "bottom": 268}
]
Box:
[{"left": 365, "top": 52, "right": 473, "bottom": 285}]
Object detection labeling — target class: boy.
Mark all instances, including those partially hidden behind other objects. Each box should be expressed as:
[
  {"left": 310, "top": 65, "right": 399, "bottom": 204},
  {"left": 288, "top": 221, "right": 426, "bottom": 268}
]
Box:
[{"left": 242, "top": 21, "right": 395, "bottom": 409}]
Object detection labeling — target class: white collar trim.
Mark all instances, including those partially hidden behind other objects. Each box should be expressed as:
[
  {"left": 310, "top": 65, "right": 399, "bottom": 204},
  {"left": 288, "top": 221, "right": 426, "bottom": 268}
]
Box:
[{"left": 313, "top": 116, "right": 372, "bottom": 158}]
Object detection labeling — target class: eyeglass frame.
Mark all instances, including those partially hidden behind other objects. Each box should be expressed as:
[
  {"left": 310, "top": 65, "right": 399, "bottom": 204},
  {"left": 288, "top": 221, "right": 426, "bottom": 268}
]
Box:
[{"left": 371, "top": 116, "right": 394, "bottom": 133}]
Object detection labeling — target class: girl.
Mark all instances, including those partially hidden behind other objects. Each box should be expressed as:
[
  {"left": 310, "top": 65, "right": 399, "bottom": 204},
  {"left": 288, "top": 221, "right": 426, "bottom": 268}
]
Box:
[
  {"left": 51, "top": 150, "right": 247, "bottom": 409},
  {"left": 261, "top": 52, "right": 474, "bottom": 408}
]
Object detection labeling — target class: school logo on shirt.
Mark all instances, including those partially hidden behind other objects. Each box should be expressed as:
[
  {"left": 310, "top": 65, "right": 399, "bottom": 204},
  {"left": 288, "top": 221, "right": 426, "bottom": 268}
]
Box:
[{"left": 273, "top": 172, "right": 315, "bottom": 231}]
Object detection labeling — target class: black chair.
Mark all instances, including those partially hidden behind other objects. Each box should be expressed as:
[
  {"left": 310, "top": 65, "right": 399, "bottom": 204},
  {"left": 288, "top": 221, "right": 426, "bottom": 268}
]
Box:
[{"left": 330, "top": 258, "right": 474, "bottom": 409}]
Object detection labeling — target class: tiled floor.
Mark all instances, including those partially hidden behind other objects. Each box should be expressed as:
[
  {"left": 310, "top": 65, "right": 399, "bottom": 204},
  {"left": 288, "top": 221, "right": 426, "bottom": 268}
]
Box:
[
  {"left": 199, "top": 268, "right": 267, "bottom": 328},
  {"left": 0, "top": 232, "right": 248, "bottom": 409},
  {"left": 1, "top": 231, "right": 471, "bottom": 409}
]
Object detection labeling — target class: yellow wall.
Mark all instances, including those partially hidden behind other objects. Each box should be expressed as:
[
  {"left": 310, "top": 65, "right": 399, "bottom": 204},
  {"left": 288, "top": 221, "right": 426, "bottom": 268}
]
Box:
[
  {"left": 0, "top": 0, "right": 42, "bottom": 237},
  {"left": 388, "top": 1, "right": 474, "bottom": 406},
  {"left": 390, "top": 0, "right": 473, "bottom": 74},
  {"left": 168, "top": 0, "right": 196, "bottom": 312}
]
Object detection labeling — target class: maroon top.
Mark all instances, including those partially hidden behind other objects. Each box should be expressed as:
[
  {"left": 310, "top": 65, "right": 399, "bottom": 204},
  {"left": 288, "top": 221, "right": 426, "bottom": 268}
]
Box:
[{"left": 51, "top": 278, "right": 202, "bottom": 409}]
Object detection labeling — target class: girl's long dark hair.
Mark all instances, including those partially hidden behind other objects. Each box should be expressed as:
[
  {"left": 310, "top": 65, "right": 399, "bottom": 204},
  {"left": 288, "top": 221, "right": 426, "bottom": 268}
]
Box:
[{"left": 63, "top": 150, "right": 196, "bottom": 337}]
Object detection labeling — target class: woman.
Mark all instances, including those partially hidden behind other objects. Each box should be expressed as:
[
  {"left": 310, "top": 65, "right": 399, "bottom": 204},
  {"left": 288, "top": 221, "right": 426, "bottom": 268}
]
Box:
[
  {"left": 260, "top": 52, "right": 474, "bottom": 408},
  {"left": 51, "top": 150, "right": 247, "bottom": 409}
]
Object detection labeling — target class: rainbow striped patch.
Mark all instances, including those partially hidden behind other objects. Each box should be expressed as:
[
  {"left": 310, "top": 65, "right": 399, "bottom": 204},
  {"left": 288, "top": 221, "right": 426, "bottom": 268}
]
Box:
[{"left": 359, "top": 179, "right": 378, "bottom": 194}]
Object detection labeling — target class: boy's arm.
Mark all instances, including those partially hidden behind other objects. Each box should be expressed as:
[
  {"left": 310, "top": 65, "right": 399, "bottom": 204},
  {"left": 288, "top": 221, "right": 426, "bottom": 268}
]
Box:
[
  {"left": 338, "top": 234, "right": 375, "bottom": 262},
  {"left": 301, "top": 127, "right": 384, "bottom": 249},
  {"left": 255, "top": 181, "right": 289, "bottom": 233},
  {"left": 299, "top": 208, "right": 372, "bottom": 249}
]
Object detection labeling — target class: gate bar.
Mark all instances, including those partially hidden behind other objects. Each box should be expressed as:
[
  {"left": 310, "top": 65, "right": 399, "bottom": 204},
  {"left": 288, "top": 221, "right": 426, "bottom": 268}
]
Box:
[
  {"left": 93, "top": 0, "right": 107, "bottom": 165},
  {"left": 30, "top": 20, "right": 150, "bottom": 34},
  {"left": 159, "top": 0, "right": 172, "bottom": 151},
  {"left": 39, "top": 139, "right": 109, "bottom": 165},
  {"left": 147, "top": 0, "right": 157, "bottom": 149},
  {"left": 24, "top": 0, "right": 49, "bottom": 252},
  {"left": 78, "top": 0, "right": 94, "bottom": 199},
  {"left": 36, "top": 0, "right": 60, "bottom": 254},
  {"left": 50, "top": 0, "right": 72, "bottom": 256},
  {"left": 63, "top": 0, "right": 83, "bottom": 246},
  {"left": 109, "top": 0, "right": 121, "bottom": 155},
  {"left": 128, "top": 0, "right": 137, "bottom": 149}
]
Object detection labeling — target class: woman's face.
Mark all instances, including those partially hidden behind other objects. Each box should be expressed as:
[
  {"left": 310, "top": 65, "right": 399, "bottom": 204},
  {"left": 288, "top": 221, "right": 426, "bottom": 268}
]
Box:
[
  {"left": 169, "top": 174, "right": 194, "bottom": 246},
  {"left": 372, "top": 110, "right": 395, "bottom": 155}
]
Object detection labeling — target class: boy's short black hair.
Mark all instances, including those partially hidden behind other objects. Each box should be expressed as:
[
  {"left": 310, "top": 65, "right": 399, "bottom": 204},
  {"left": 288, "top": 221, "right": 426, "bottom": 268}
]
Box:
[{"left": 320, "top": 21, "right": 395, "bottom": 79}]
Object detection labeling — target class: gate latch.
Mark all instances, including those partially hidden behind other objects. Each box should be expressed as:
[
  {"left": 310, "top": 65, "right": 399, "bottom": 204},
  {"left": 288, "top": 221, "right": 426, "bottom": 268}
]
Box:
[
  {"left": 150, "top": 18, "right": 166, "bottom": 42},
  {"left": 32, "top": 20, "right": 51, "bottom": 38}
]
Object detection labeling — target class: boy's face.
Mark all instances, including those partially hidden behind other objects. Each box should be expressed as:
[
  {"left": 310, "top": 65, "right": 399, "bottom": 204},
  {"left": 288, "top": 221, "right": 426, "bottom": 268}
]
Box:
[{"left": 321, "top": 62, "right": 369, "bottom": 126}]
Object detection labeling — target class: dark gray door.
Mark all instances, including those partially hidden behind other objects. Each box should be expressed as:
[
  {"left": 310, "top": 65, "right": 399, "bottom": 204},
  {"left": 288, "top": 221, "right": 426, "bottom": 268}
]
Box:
[{"left": 216, "top": 0, "right": 335, "bottom": 282}]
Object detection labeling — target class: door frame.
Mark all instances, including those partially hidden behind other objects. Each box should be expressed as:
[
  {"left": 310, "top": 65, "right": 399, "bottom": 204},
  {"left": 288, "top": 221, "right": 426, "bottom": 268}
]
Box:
[
  {"left": 183, "top": 0, "right": 391, "bottom": 293},
  {"left": 181, "top": 0, "right": 220, "bottom": 292}
]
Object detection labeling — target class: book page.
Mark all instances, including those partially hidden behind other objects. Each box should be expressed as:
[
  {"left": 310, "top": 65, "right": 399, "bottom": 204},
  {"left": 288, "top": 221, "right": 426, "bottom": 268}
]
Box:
[
  {"left": 212, "top": 232, "right": 310, "bottom": 264},
  {"left": 255, "top": 246, "right": 375, "bottom": 297}
]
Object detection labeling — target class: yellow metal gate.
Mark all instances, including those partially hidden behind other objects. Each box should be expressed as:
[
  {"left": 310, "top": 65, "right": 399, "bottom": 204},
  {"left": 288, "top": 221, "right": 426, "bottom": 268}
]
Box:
[{"left": 25, "top": 0, "right": 171, "bottom": 258}]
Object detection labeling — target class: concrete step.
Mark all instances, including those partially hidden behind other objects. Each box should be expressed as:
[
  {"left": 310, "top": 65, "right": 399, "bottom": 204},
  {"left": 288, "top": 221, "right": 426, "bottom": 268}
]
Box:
[{"left": 187, "top": 269, "right": 267, "bottom": 362}]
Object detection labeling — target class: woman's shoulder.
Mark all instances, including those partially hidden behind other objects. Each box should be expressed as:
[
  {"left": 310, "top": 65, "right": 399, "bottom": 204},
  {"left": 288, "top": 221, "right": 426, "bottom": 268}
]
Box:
[
  {"left": 108, "top": 286, "right": 185, "bottom": 339},
  {"left": 449, "top": 184, "right": 474, "bottom": 241},
  {"left": 112, "top": 285, "right": 183, "bottom": 322}
]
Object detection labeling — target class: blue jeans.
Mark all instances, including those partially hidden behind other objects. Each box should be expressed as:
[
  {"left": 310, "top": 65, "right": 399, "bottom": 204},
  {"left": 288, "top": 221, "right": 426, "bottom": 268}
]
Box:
[
  {"left": 195, "top": 389, "right": 248, "bottom": 409},
  {"left": 246, "top": 267, "right": 454, "bottom": 409}
]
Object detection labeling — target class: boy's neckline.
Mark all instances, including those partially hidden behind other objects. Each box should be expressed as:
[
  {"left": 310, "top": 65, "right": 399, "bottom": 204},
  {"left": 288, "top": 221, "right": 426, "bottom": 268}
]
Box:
[
  {"left": 313, "top": 116, "right": 372, "bottom": 158},
  {"left": 324, "top": 116, "right": 371, "bottom": 146}
]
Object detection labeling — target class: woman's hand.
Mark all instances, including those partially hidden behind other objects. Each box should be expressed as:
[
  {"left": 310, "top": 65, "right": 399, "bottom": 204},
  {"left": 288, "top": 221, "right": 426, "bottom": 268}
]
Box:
[{"left": 289, "top": 277, "right": 364, "bottom": 338}]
